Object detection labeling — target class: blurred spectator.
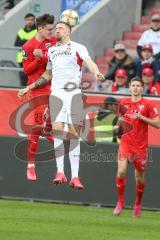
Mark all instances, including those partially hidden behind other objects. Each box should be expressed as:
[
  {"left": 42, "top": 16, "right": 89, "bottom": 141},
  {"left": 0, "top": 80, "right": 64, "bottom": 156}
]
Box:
[
  {"left": 142, "top": 68, "right": 160, "bottom": 95},
  {"left": 112, "top": 69, "right": 130, "bottom": 94},
  {"left": 136, "top": 44, "right": 154, "bottom": 75},
  {"left": 94, "top": 97, "right": 120, "bottom": 142},
  {"left": 104, "top": 43, "right": 136, "bottom": 82},
  {"left": 14, "top": 13, "right": 37, "bottom": 86},
  {"left": 135, "top": 44, "right": 160, "bottom": 82},
  {"left": 4, "top": 0, "right": 15, "bottom": 14},
  {"left": 137, "top": 14, "right": 160, "bottom": 57}
]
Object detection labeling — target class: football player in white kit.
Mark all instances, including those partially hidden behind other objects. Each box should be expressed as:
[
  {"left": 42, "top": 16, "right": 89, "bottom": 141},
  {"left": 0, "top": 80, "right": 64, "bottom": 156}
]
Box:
[{"left": 18, "top": 21, "right": 104, "bottom": 189}]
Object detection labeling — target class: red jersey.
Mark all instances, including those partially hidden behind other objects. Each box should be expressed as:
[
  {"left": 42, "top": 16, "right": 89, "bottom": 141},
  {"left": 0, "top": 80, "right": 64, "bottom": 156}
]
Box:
[
  {"left": 22, "top": 36, "right": 57, "bottom": 94},
  {"left": 119, "top": 97, "right": 158, "bottom": 151}
]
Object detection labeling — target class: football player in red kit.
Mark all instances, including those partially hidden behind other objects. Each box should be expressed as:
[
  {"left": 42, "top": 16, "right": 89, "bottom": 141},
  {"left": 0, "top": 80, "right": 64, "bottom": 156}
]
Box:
[
  {"left": 22, "top": 14, "right": 56, "bottom": 181},
  {"left": 113, "top": 76, "right": 160, "bottom": 217}
]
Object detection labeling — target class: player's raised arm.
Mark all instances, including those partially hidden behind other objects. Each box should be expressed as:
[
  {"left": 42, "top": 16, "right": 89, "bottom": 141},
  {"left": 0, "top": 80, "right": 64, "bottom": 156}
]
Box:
[
  {"left": 84, "top": 56, "right": 104, "bottom": 81},
  {"left": 18, "top": 69, "right": 52, "bottom": 97}
]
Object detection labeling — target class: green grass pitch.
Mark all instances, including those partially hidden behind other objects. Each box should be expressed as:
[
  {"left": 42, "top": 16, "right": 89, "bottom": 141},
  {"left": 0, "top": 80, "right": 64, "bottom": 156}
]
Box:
[{"left": 0, "top": 199, "right": 160, "bottom": 240}]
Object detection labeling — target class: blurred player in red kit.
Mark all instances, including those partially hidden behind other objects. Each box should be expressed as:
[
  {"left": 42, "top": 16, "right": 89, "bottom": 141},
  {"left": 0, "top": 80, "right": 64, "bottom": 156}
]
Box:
[
  {"left": 113, "top": 77, "right": 160, "bottom": 217},
  {"left": 22, "top": 14, "right": 56, "bottom": 181}
]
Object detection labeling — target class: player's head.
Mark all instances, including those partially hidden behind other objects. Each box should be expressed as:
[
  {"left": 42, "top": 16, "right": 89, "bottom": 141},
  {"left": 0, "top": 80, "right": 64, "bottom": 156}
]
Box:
[
  {"left": 129, "top": 76, "right": 144, "bottom": 96},
  {"left": 36, "top": 14, "right": 55, "bottom": 39},
  {"left": 55, "top": 22, "right": 71, "bottom": 43},
  {"left": 24, "top": 13, "right": 35, "bottom": 29}
]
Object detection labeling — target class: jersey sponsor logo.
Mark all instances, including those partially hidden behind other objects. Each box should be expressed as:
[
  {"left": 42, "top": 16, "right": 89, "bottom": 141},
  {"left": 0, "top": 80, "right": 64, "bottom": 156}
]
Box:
[
  {"left": 22, "top": 50, "right": 27, "bottom": 59},
  {"left": 51, "top": 50, "right": 72, "bottom": 59},
  {"left": 45, "top": 42, "right": 52, "bottom": 49}
]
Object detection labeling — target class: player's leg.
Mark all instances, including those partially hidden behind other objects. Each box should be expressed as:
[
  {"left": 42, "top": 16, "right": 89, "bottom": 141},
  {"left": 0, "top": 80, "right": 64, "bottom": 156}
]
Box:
[
  {"left": 133, "top": 153, "right": 147, "bottom": 217},
  {"left": 114, "top": 151, "right": 128, "bottom": 216},
  {"left": 67, "top": 91, "right": 84, "bottom": 189},
  {"left": 27, "top": 134, "right": 39, "bottom": 180},
  {"left": 68, "top": 123, "right": 84, "bottom": 189},
  {"left": 52, "top": 121, "right": 67, "bottom": 184},
  {"left": 49, "top": 93, "right": 67, "bottom": 184}
]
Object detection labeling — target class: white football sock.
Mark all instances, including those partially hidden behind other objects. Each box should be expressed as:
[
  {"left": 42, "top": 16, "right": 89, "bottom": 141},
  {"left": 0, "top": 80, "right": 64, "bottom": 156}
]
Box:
[
  {"left": 54, "top": 137, "right": 64, "bottom": 173},
  {"left": 27, "top": 163, "right": 35, "bottom": 168},
  {"left": 69, "top": 138, "right": 80, "bottom": 179}
]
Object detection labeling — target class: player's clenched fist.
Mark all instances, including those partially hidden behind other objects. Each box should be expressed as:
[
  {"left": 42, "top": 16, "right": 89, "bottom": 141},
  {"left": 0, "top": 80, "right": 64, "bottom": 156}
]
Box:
[{"left": 95, "top": 72, "right": 105, "bottom": 81}]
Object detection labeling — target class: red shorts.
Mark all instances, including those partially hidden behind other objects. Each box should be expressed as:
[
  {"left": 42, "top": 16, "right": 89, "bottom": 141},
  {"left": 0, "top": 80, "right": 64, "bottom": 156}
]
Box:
[
  {"left": 28, "top": 93, "right": 49, "bottom": 125},
  {"left": 118, "top": 146, "right": 148, "bottom": 172}
]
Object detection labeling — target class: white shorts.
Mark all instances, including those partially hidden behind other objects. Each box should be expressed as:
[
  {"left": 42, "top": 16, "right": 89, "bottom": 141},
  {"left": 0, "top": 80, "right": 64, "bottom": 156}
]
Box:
[{"left": 49, "top": 89, "right": 83, "bottom": 125}]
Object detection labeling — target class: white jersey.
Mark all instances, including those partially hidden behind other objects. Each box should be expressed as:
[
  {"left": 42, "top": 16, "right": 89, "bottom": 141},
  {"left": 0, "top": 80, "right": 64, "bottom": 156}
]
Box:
[
  {"left": 138, "top": 29, "right": 160, "bottom": 55},
  {"left": 47, "top": 41, "right": 89, "bottom": 91}
]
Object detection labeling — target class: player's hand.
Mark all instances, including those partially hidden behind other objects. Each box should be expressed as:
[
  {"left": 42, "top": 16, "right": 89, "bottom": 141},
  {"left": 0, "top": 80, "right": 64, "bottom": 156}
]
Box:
[
  {"left": 95, "top": 72, "right": 105, "bottom": 81},
  {"left": 136, "top": 111, "right": 144, "bottom": 120},
  {"left": 113, "top": 125, "right": 120, "bottom": 132},
  {"left": 18, "top": 87, "right": 29, "bottom": 98},
  {"left": 33, "top": 49, "right": 43, "bottom": 59}
]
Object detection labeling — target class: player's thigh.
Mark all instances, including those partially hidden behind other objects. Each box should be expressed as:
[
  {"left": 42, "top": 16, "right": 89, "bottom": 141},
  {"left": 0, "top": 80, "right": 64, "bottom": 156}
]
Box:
[
  {"left": 68, "top": 123, "right": 81, "bottom": 139},
  {"left": 49, "top": 92, "right": 66, "bottom": 126},
  {"left": 117, "top": 159, "right": 128, "bottom": 176},
  {"left": 67, "top": 91, "right": 84, "bottom": 126},
  {"left": 52, "top": 121, "right": 65, "bottom": 137}
]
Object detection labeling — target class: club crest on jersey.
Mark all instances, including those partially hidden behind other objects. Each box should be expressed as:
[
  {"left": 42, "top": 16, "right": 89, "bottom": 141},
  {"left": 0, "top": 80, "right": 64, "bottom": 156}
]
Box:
[
  {"left": 139, "top": 105, "right": 144, "bottom": 110},
  {"left": 45, "top": 43, "right": 51, "bottom": 49},
  {"left": 66, "top": 47, "right": 71, "bottom": 52}
]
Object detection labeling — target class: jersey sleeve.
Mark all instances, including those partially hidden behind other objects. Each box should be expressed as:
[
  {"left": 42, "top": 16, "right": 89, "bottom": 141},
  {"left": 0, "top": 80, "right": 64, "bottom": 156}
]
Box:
[
  {"left": 77, "top": 44, "right": 89, "bottom": 60},
  {"left": 147, "top": 101, "right": 159, "bottom": 119},
  {"left": 46, "top": 49, "right": 52, "bottom": 70},
  {"left": 118, "top": 99, "right": 128, "bottom": 116},
  {"left": 22, "top": 44, "right": 48, "bottom": 75}
]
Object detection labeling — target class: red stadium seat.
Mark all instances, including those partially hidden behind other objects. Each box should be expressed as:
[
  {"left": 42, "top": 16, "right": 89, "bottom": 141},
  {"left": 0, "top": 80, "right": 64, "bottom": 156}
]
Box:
[
  {"left": 141, "top": 16, "right": 150, "bottom": 24},
  {"left": 151, "top": 7, "right": 160, "bottom": 15},
  {"left": 132, "top": 24, "right": 150, "bottom": 33},
  {"left": 95, "top": 56, "right": 108, "bottom": 65},
  {"left": 123, "top": 32, "right": 142, "bottom": 41},
  {"left": 115, "top": 40, "right": 138, "bottom": 49},
  {"left": 104, "top": 48, "right": 114, "bottom": 58}
]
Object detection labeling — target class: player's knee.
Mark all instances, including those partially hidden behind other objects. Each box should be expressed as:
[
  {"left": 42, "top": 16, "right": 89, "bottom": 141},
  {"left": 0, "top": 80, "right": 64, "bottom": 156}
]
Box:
[{"left": 117, "top": 170, "right": 126, "bottom": 178}]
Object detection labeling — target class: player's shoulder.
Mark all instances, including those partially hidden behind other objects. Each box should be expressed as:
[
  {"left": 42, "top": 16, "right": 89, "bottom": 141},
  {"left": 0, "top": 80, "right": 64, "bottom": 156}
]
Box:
[
  {"left": 141, "top": 97, "right": 154, "bottom": 106},
  {"left": 23, "top": 37, "right": 36, "bottom": 51},
  {"left": 70, "top": 41, "right": 86, "bottom": 50},
  {"left": 120, "top": 97, "right": 131, "bottom": 105},
  {"left": 48, "top": 44, "right": 57, "bottom": 54},
  {"left": 50, "top": 36, "right": 57, "bottom": 45}
]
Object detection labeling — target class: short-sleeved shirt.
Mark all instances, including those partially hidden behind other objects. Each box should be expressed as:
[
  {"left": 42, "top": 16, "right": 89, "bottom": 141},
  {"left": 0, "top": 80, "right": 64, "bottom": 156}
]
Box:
[
  {"left": 138, "top": 29, "right": 160, "bottom": 55},
  {"left": 47, "top": 41, "right": 89, "bottom": 91},
  {"left": 22, "top": 36, "right": 57, "bottom": 94},
  {"left": 119, "top": 97, "right": 159, "bottom": 151}
]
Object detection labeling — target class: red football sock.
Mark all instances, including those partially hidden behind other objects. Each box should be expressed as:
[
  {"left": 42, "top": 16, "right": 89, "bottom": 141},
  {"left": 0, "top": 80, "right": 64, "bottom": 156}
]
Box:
[
  {"left": 116, "top": 176, "right": 126, "bottom": 203},
  {"left": 27, "top": 135, "right": 39, "bottom": 164},
  {"left": 135, "top": 183, "right": 145, "bottom": 205}
]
